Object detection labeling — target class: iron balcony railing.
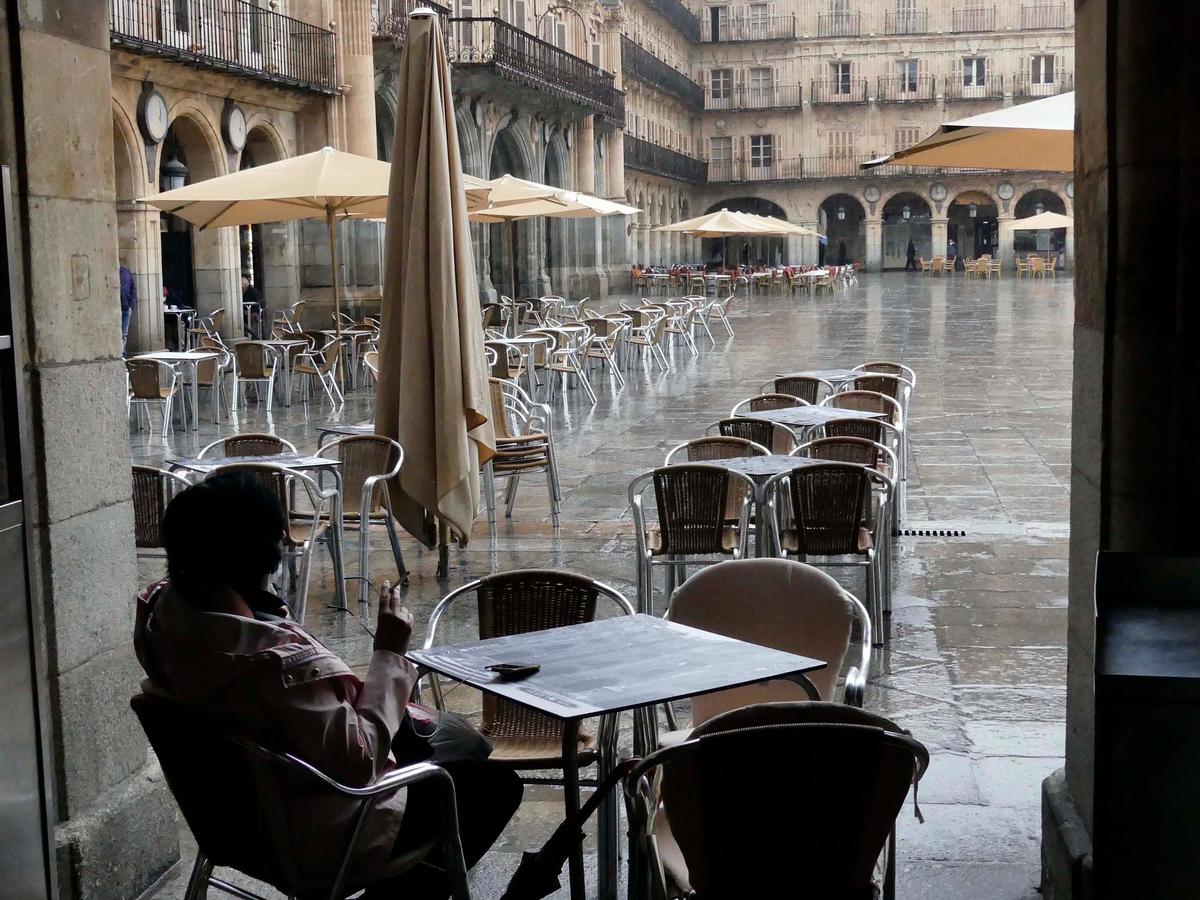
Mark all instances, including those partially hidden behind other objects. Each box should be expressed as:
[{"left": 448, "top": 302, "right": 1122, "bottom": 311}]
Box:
[
  {"left": 644, "top": 0, "right": 702, "bottom": 43},
  {"left": 810, "top": 77, "right": 869, "bottom": 104},
  {"left": 449, "top": 18, "right": 623, "bottom": 125},
  {"left": 700, "top": 15, "right": 796, "bottom": 42},
  {"left": 884, "top": 9, "right": 929, "bottom": 34},
  {"left": 624, "top": 134, "right": 707, "bottom": 183},
  {"left": 944, "top": 72, "right": 1005, "bottom": 99},
  {"left": 1013, "top": 71, "right": 1074, "bottom": 97},
  {"left": 817, "top": 11, "right": 860, "bottom": 38},
  {"left": 1021, "top": 3, "right": 1067, "bottom": 28},
  {"left": 109, "top": 0, "right": 337, "bottom": 94},
  {"left": 951, "top": 6, "right": 996, "bottom": 32},
  {"left": 707, "top": 154, "right": 1006, "bottom": 183},
  {"left": 705, "top": 83, "right": 803, "bottom": 111},
  {"left": 620, "top": 35, "right": 703, "bottom": 110},
  {"left": 877, "top": 74, "right": 937, "bottom": 102},
  {"left": 371, "top": 0, "right": 450, "bottom": 43}
]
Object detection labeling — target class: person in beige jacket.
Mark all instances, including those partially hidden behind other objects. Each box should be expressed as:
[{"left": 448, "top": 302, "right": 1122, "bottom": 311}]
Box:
[{"left": 135, "top": 472, "right": 520, "bottom": 897}]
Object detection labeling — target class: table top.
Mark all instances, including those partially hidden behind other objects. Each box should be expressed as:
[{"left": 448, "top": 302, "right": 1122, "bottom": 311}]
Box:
[
  {"left": 706, "top": 454, "right": 827, "bottom": 479},
  {"left": 496, "top": 335, "right": 553, "bottom": 346},
  {"left": 739, "top": 405, "right": 886, "bottom": 427},
  {"left": 167, "top": 452, "right": 341, "bottom": 473},
  {"left": 780, "top": 368, "right": 862, "bottom": 383},
  {"left": 133, "top": 351, "right": 219, "bottom": 362},
  {"left": 162, "top": 308, "right": 194, "bottom": 315},
  {"left": 259, "top": 338, "right": 311, "bottom": 347},
  {"left": 321, "top": 329, "right": 374, "bottom": 338},
  {"left": 317, "top": 423, "right": 376, "bottom": 437},
  {"left": 411, "top": 614, "right": 824, "bottom": 720}
]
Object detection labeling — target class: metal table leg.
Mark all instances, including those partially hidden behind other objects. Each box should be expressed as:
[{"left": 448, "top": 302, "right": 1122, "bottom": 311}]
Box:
[
  {"left": 596, "top": 714, "right": 619, "bottom": 900},
  {"left": 561, "top": 719, "right": 586, "bottom": 900},
  {"left": 187, "top": 360, "right": 201, "bottom": 431}
]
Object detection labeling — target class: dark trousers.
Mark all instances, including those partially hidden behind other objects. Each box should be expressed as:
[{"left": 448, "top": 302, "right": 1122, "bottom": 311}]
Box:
[
  {"left": 904, "top": 256, "right": 917, "bottom": 271},
  {"left": 365, "top": 761, "right": 523, "bottom": 899}
]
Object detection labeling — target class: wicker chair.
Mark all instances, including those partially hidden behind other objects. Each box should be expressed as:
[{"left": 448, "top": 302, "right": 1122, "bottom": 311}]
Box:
[
  {"left": 821, "top": 416, "right": 906, "bottom": 529},
  {"left": 708, "top": 416, "right": 797, "bottom": 455},
  {"left": 767, "top": 374, "right": 835, "bottom": 404},
  {"left": 627, "top": 310, "right": 670, "bottom": 373},
  {"left": 423, "top": 569, "right": 634, "bottom": 847},
  {"left": 198, "top": 433, "right": 297, "bottom": 459},
  {"left": 664, "top": 435, "right": 769, "bottom": 466},
  {"left": 729, "top": 392, "right": 806, "bottom": 417},
  {"left": 188, "top": 307, "right": 226, "bottom": 346},
  {"left": 629, "top": 465, "right": 754, "bottom": 615},
  {"left": 483, "top": 378, "right": 562, "bottom": 529},
  {"left": 583, "top": 318, "right": 627, "bottom": 388},
  {"left": 480, "top": 303, "right": 508, "bottom": 334},
  {"left": 233, "top": 341, "right": 277, "bottom": 409},
  {"left": 192, "top": 336, "right": 233, "bottom": 423},
  {"left": 705, "top": 292, "right": 736, "bottom": 338},
  {"left": 271, "top": 299, "right": 306, "bottom": 333},
  {"left": 765, "top": 462, "right": 891, "bottom": 644},
  {"left": 528, "top": 326, "right": 597, "bottom": 406},
  {"left": 316, "top": 435, "right": 407, "bottom": 604},
  {"left": 662, "top": 301, "right": 699, "bottom": 358},
  {"left": 624, "top": 702, "right": 928, "bottom": 900},
  {"left": 131, "top": 465, "right": 192, "bottom": 558},
  {"left": 127, "top": 358, "right": 183, "bottom": 435},
  {"left": 361, "top": 349, "right": 379, "bottom": 382},
  {"left": 293, "top": 339, "right": 344, "bottom": 407}
]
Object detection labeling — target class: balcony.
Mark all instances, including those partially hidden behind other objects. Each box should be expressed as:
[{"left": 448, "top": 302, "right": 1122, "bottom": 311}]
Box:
[
  {"left": 884, "top": 9, "right": 929, "bottom": 34},
  {"left": 951, "top": 6, "right": 996, "bottom": 32},
  {"left": 449, "top": 18, "right": 624, "bottom": 125},
  {"left": 624, "top": 134, "right": 707, "bottom": 183},
  {"left": 706, "top": 154, "right": 1004, "bottom": 183},
  {"left": 877, "top": 74, "right": 937, "bottom": 102},
  {"left": 372, "top": 0, "right": 450, "bottom": 43},
  {"left": 1021, "top": 3, "right": 1067, "bottom": 28},
  {"left": 705, "top": 83, "right": 803, "bottom": 111},
  {"left": 109, "top": 0, "right": 337, "bottom": 94},
  {"left": 620, "top": 35, "right": 703, "bottom": 110},
  {"left": 1013, "top": 71, "right": 1074, "bottom": 97},
  {"left": 817, "top": 11, "right": 860, "bottom": 38},
  {"left": 810, "top": 77, "right": 869, "bottom": 104},
  {"left": 943, "top": 73, "right": 1005, "bottom": 100},
  {"left": 644, "top": 0, "right": 702, "bottom": 43},
  {"left": 700, "top": 15, "right": 796, "bottom": 42}
]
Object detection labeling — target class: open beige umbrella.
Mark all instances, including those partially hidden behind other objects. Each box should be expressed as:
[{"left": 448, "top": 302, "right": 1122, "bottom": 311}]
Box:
[
  {"left": 376, "top": 8, "right": 494, "bottom": 568},
  {"left": 862, "top": 91, "right": 1074, "bottom": 173},
  {"left": 1009, "top": 210, "right": 1074, "bottom": 230},
  {"left": 658, "top": 208, "right": 793, "bottom": 268}
]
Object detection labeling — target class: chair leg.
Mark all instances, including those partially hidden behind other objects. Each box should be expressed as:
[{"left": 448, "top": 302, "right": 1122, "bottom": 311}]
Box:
[
  {"left": 483, "top": 462, "right": 497, "bottom": 528},
  {"left": 357, "top": 520, "right": 372, "bottom": 606},
  {"left": 504, "top": 473, "right": 521, "bottom": 518},
  {"left": 576, "top": 367, "right": 597, "bottom": 405},
  {"left": 383, "top": 515, "right": 408, "bottom": 582},
  {"left": 545, "top": 464, "right": 560, "bottom": 528},
  {"left": 183, "top": 854, "right": 213, "bottom": 900},
  {"left": 294, "top": 543, "right": 314, "bottom": 624}
]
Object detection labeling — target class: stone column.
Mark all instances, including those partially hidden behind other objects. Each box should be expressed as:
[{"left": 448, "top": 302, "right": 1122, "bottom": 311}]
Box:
[
  {"left": 996, "top": 214, "right": 1015, "bottom": 265},
  {"left": 0, "top": 4, "right": 180, "bottom": 898},
  {"left": 122, "top": 203, "right": 165, "bottom": 351},
  {"left": 335, "top": 0, "right": 378, "bottom": 158},
  {"left": 192, "top": 227, "right": 244, "bottom": 339},
  {"left": 1065, "top": 226, "right": 1075, "bottom": 271},
  {"left": 864, "top": 219, "right": 883, "bottom": 271},
  {"left": 931, "top": 217, "right": 949, "bottom": 257},
  {"left": 261, "top": 221, "right": 300, "bottom": 328}
]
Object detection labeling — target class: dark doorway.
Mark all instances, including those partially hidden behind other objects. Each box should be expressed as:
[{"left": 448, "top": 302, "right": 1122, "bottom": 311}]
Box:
[{"left": 161, "top": 231, "right": 194, "bottom": 349}]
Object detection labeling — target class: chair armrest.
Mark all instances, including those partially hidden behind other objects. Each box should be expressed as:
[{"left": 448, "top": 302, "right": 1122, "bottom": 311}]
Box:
[{"left": 845, "top": 666, "right": 866, "bottom": 709}]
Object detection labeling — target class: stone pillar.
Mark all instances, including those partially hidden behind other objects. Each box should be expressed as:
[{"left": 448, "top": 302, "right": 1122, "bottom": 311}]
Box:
[
  {"left": 260, "top": 221, "right": 300, "bottom": 328},
  {"left": 121, "top": 203, "right": 165, "bottom": 351},
  {"left": 336, "top": 0, "right": 378, "bottom": 158},
  {"left": 864, "top": 219, "right": 883, "bottom": 271},
  {"left": 192, "top": 227, "right": 243, "bottom": 339},
  {"left": 931, "top": 217, "right": 949, "bottom": 257},
  {"left": 1065, "top": 227, "right": 1075, "bottom": 271},
  {"left": 0, "top": 4, "right": 181, "bottom": 898},
  {"left": 996, "top": 215, "right": 1015, "bottom": 265},
  {"left": 607, "top": 130, "right": 625, "bottom": 199}
]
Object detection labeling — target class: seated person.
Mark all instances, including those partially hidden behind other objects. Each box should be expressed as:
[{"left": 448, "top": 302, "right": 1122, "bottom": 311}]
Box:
[{"left": 135, "top": 473, "right": 521, "bottom": 898}]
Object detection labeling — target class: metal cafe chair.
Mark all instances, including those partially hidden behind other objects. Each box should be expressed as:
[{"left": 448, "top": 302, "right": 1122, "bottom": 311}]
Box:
[
  {"left": 131, "top": 465, "right": 192, "bottom": 560},
  {"left": 198, "top": 432, "right": 297, "bottom": 459},
  {"left": 766, "top": 374, "right": 836, "bottom": 404},
  {"left": 821, "top": 416, "right": 907, "bottom": 529},
  {"left": 271, "top": 299, "right": 307, "bottom": 334},
  {"left": 729, "top": 392, "right": 807, "bottom": 417},
  {"left": 708, "top": 416, "right": 798, "bottom": 455},
  {"left": 422, "top": 569, "right": 634, "bottom": 868},
  {"left": 583, "top": 317, "right": 627, "bottom": 388},
  {"left": 765, "top": 462, "right": 893, "bottom": 646},
  {"left": 293, "top": 337, "right": 344, "bottom": 408},
  {"left": 629, "top": 464, "right": 754, "bottom": 615},
  {"left": 130, "top": 692, "right": 470, "bottom": 900},
  {"left": 528, "top": 325, "right": 598, "bottom": 406},
  {"left": 233, "top": 341, "right": 278, "bottom": 410},
  {"left": 706, "top": 291, "right": 737, "bottom": 338},
  {"left": 127, "top": 358, "right": 185, "bottom": 436},
  {"left": 624, "top": 702, "right": 928, "bottom": 900},
  {"left": 483, "top": 377, "right": 563, "bottom": 529},
  {"left": 626, "top": 309, "right": 671, "bottom": 373}
]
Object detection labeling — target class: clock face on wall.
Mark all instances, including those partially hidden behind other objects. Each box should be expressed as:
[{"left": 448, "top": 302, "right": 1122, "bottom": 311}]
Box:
[
  {"left": 223, "top": 103, "right": 247, "bottom": 153},
  {"left": 863, "top": 185, "right": 881, "bottom": 203},
  {"left": 138, "top": 88, "right": 169, "bottom": 144},
  {"left": 998, "top": 181, "right": 1015, "bottom": 200},
  {"left": 929, "top": 182, "right": 948, "bottom": 202}
]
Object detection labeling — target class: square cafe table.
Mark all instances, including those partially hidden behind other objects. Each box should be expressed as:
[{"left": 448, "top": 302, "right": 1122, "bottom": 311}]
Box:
[
  {"left": 409, "top": 614, "right": 825, "bottom": 900},
  {"left": 132, "top": 350, "right": 221, "bottom": 430},
  {"left": 740, "top": 404, "right": 885, "bottom": 435},
  {"left": 706, "top": 454, "right": 829, "bottom": 557},
  {"left": 779, "top": 367, "right": 863, "bottom": 385}
]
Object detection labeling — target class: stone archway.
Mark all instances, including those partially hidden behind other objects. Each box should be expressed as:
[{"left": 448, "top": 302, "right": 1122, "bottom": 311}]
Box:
[
  {"left": 489, "top": 126, "right": 535, "bottom": 297},
  {"left": 819, "top": 194, "right": 867, "bottom": 265},
  {"left": 113, "top": 106, "right": 166, "bottom": 350},
  {"left": 1013, "top": 188, "right": 1069, "bottom": 256},
  {"left": 543, "top": 134, "right": 570, "bottom": 291},
  {"left": 881, "top": 192, "right": 933, "bottom": 269},
  {"left": 705, "top": 196, "right": 789, "bottom": 266},
  {"left": 947, "top": 189, "right": 1000, "bottom": 259},
  {"left": 239, "top": 125, "right": 296, "bottom": 331}
]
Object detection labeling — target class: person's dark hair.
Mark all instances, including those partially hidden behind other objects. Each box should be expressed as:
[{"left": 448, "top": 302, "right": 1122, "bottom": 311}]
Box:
[{"left": 162, "top": 472, "right": 286, "bottom": 598}]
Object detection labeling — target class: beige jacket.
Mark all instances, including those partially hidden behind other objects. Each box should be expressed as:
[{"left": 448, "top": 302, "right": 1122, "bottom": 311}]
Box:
[{"left": 134, "top": 582, "right": 417, "bottom": 888}]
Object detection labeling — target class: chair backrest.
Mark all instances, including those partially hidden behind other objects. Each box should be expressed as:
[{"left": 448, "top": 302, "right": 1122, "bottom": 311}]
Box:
[
  {"left": 131, "top": 466, "right": 190, "bottom": 548},
  {"left": 425, "top": 570, "right": 632, "bottom": 749},
  {"left": 776, "top": 463, "right": 873, "bottom": 556},
  {"left": 234, "top": 342, "right": 272, "bottom": 379},
  {"left": 649, "top": 465, "right": 737, "bottom": 555},
  {"left": 126, "top": 359, "right": 169, "bottom": 399},
  {"left": 200, "top": 432, "right": 295, "bottom": 459},
  {"left": 318, "top": 340, "right": 342, "bottom": 373},
  {"left": 325, "top": 435, "right": 401, "bottom": 514},
  {"left": 651, "top": 702, "right": 928, "bottom": 898},
  {"left": 771, "top": 375, "right": 831, "bottom": 404},
  {"left": 665, "top": 435, "right": 768, "bottom": 466},
  {"left": 732, "top": 393, "right": 804, "bottom": 416},
  {"left": 851, "top": 373, "right": 905, "bottom": 402},
  {"left": 712, "top": 416, "right": 796, "bottom": 455},
  {"left": 855, "top": 360, "right": 916, "bottom": 389},
  {"left": 362, "top": 350, "right": 380, "bottom": 378},
  {"left": 825, "top": 390, "right": 902, "bottom": 426},
  {"left": 800, "top": 435, "right": 882, "bottom": 467},
  {"left": 667, "top": 560, "right": 867, "bottom": 718}
]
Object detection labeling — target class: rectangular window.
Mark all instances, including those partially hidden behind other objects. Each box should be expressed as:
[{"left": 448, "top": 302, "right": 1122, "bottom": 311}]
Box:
[
  {"left": 749, "top": 135, "right": 774, "bottom": 168},
  {"left": 747, "top": 3, "right": 769, "bottom": 38},
  {"left": 831, "top": 61, "right": 851, "bottom": 94},
  {"left": 708, "top": 5, "right": 729, "bottom": 40},
  {"left": 1032, "top": 54, "right": 1056, "bottom": 84},
  {"left": 963, "top": 56, "right": 986, "bottom": 87},
  {"left": 173, "top": 0, "right": 189, "bottom": 32},
  {"left": 898, "top": 59, "right": 918, "bottom": 92},
  {"left": 828, "top": 129, "right": 855, "bottom": 158},
  {"left": 829, "top": 0, "right": 849, "bottom": 11},
  {"left": 748, "top": 67, "right": 773, "bottom": 104},
  {"left": 894, "top": 127, "right": 921, "bottom": 151},
  {"left": 709, "top": 135, "right": 733, "bottom": 177},
  {"left": 710, "top": 68, "right": 733, "bottom": 100}
]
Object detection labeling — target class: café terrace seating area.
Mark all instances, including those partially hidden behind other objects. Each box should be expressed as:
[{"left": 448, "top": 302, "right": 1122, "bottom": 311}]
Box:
[{"left": 133, "top": 271, "right": 1071, "bottom": 900}]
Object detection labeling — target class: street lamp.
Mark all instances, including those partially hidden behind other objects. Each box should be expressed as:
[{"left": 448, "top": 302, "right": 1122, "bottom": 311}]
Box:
[
  {"left": 902, "top": 205, "right": 911, "bottom": 220},
  {"left": 1035, "top": 202, "right": 1045, "bottom": 215},
  {"left": 161, "top": 157, "right": 187, "bottom": 192},
  {"left": 968, "top": 203, "right": 977, "bottom": 219},
  {"left": 837, "top": 206, "right": 846, "bottom": 221}
]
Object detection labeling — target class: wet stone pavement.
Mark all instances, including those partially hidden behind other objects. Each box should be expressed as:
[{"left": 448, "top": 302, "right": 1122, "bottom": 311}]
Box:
[{"left": 137, "top": 272, "right": 1073, "bottom": 899}]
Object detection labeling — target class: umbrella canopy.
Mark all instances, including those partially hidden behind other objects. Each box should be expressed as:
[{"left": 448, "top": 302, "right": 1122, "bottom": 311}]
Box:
[
  {"left": 656, "top": 208, "right": 783, "bottom": 237},
  {"left": 861, "top": 92, "right": 1074, "bottom": 173},
  {"left": 1008, "top": 210, "right": 1074, "bottom": 229},
  {"left": 743, "top": 214, "right": 822, "bottom": 237},
  {"left": 375, "top": 9, "right": 495, "bottom": 550}
]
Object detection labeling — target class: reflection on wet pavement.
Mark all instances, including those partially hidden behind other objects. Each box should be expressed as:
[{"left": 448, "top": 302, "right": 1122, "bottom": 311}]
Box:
[{"left": 140, "top": 273, "right": 1072, "bottom": 899}]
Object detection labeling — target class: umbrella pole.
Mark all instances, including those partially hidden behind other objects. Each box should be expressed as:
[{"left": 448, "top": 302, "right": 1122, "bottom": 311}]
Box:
[
  {"left": 508, "top": 219, "right": 517, "bottom": 303},
  {"left": 326, "top": 206, "right": 343, "bottom": 338},
  {"left": 436, "top": 518, "right": 449, "bottom": 579}
]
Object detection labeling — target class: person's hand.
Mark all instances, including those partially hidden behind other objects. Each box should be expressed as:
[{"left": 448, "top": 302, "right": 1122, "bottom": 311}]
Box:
[{"left": 374, "top": 581, "right": 414, "bottom": 655}]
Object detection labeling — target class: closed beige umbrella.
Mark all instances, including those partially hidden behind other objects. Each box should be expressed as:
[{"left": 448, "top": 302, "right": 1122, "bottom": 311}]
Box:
[{"left": 376, "top": 8, "right": 494, "bottom": 566}]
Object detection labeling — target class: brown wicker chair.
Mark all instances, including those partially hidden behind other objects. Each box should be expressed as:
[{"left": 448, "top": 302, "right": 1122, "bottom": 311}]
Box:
[
  {"left": 624, "top": 702, "right": 929, "bottom": 900},
  {"left": 131, "top": 465, "right": 192, "bottom": 557},
  {"left": 583, "top": 318, "right": 627, "bottom": 388},
  {"left": 729, "top": 392, "right": 806, "bottom": 417},
  {"left": 188, "top": 307, "right": 226, "bottom": 346},
  {"left": 127, "top": 358, "right": 183, "bottom": 435},
  {"left": 293, "top": 339, "right": 343, "bottom": 407},
  {"left": 665, "top": 436, "right": 769, "bottom": 525},
  {"left": 767, "top": 375, "right": 835, "bottom": 405},
  {"left": 198, "top": 432, "right": 297, "bottom": 459},
  {"left": 629, "top": 464, "right": 754, "bottom": 614},
  {"left": 271, "top": 299, "right": 306, "bottom": 333},
  {"left": 765, "top": 462, "right": 891, "bottom": 645},
  {"left": 192, "top": 336, "right": 233, "bottom": 423},
  {"left": 627, "top": 310, "right": 670, "bottom": 373},
  {"left": 233, "top": 341, "right": 277, "bottom": 409},
  {"left": 422, "top": 569, "right": 634, "bottom": 855},
  {"left": 709, "top": 416, "right": 798, "bottom": 455},
  {"left": 315, "top": 435, "right": 406, "bottom": 604},
  {"left": 484, "top": 378, "right": 562, "bottom": 529}
]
